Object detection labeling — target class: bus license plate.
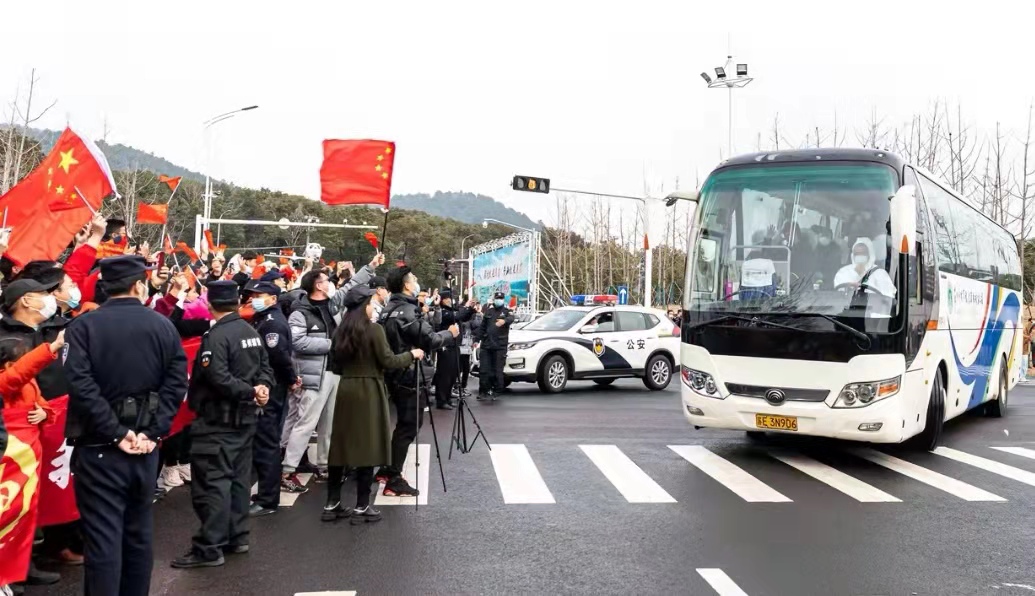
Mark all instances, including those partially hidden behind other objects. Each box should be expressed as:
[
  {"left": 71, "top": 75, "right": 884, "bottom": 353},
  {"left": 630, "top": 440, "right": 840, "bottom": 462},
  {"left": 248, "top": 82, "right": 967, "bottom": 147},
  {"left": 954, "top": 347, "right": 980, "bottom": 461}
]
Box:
[{"left": 755, "top": 414, "right": 798, "bottom": 431}]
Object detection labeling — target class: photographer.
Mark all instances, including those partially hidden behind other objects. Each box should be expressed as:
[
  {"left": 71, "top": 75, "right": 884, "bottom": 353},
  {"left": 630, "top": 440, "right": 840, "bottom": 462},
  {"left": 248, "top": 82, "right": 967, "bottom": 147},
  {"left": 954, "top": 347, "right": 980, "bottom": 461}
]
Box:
[
  {"left": 377, "top": 266, "right": 458, "bottom": 496},
  {"left": 432, "top": 289, "right": 474, "bottom": 409},
  {"left": 476, "top": 291, "right": 513, "bottom": 401}
]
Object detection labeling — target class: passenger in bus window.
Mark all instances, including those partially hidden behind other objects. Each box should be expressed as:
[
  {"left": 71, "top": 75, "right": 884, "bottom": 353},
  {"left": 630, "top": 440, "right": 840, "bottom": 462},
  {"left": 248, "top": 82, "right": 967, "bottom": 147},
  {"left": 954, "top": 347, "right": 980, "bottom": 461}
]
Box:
[
  {"left": 833, "top": 238, "right": 896, "bottom": 299},
  {"left": 812, "top": 228, "right": 843, "bottom": 289}
]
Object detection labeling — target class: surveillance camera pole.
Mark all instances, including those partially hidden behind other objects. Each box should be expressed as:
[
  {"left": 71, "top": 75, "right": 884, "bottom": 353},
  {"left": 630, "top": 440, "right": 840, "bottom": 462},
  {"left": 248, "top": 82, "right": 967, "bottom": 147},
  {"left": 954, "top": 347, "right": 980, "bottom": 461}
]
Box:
[{"left": 702, "top": 54, "right": 752, "bottom": 157}]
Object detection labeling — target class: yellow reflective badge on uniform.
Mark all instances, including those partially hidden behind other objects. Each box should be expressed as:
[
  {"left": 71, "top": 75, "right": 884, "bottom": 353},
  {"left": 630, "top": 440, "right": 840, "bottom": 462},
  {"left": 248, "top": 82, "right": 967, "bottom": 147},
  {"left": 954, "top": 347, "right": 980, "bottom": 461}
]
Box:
[{"left": 201, "top": 350, "right": 212, "bottom": 368}]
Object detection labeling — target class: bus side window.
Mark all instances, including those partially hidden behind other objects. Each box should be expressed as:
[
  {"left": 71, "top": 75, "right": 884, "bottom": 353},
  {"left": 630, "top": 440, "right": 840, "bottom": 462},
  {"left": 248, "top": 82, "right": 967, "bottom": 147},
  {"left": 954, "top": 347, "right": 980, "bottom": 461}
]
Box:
[{"left": 904, "top": 167, "right": 929, "bottom": 304}]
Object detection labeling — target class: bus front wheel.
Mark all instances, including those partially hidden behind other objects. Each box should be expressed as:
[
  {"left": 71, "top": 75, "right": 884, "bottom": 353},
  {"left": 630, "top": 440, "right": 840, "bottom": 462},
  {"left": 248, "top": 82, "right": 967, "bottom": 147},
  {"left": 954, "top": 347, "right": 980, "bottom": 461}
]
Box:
[{"left": 912, "top": 373, "right": 945, "bottom": 451}]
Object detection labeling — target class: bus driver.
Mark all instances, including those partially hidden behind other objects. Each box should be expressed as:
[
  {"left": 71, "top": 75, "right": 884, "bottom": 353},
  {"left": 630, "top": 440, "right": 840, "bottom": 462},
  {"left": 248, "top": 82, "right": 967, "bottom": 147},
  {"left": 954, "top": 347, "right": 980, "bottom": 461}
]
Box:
[{"left": 833, "top": 237, "right": 896, "bottom": 299}]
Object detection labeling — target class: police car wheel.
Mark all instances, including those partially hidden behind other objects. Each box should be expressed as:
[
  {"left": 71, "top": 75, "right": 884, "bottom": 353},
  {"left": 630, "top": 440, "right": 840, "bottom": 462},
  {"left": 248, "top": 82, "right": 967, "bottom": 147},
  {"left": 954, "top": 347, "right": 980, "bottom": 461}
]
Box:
[
  {"left": 643, "top": 354, "right": 672, "bottom": 391},
  {"left": 537, "top": 355, "right": 569, "bottom": 393}
]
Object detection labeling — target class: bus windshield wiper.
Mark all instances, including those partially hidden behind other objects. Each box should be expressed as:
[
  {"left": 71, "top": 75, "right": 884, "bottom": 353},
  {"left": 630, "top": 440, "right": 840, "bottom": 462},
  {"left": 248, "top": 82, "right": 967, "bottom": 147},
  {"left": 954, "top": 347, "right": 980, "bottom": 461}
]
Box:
[
  {"left": 764, "top": 312, "right": 872, "bottom": 347},
  {"left": 686, "top": 313, "right": 804, "bottom": 332}
]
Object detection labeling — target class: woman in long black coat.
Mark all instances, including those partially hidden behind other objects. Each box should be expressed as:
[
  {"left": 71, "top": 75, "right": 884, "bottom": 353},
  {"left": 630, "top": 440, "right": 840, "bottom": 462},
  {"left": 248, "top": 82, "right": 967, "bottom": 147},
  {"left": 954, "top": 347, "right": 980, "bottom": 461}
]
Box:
[{"left": 323, "top": 286, "right": 424, "bottom": 524}]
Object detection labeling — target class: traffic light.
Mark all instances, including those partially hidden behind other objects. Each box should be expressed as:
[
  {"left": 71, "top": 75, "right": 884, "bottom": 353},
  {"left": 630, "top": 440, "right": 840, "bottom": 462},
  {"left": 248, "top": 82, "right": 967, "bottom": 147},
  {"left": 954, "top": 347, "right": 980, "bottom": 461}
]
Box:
[{"left": 512, "top": 175, "right": 550, "bottom": 194}]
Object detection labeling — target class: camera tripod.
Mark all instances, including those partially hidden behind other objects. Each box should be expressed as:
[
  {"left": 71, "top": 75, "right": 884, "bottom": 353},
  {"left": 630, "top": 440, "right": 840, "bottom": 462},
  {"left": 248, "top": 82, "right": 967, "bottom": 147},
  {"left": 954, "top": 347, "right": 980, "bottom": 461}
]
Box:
[
  {"left": 413, "top": 359, "right": 447, "bottom": 511},
  {"left": 449, "top": 341, "right": 491, "bottom": 457}
]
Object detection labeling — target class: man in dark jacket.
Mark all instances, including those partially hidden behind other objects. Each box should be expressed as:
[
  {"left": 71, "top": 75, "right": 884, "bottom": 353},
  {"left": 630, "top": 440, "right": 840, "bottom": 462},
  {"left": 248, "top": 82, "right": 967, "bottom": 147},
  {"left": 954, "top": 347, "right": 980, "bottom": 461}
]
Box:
[
  {"left": 432, "top": 288, "right": 473, "bottom": 409},
  {"left": 172, "top": 281, "right": 274, "bottom": 569},
  {"left": 247, "top": 281, "right": 298, "bottom": 517},
  {"left": 230, "top": 250, "right": 259, "bottom": 294},
  {"left": 476, "top": 291, "right": 514, "bottom": 401},
  {"left": 377, "top": 266, "right": 459, "bottom": 496},
  {"left": 0, "top": 277, "right": 67, "bottom": 398}
]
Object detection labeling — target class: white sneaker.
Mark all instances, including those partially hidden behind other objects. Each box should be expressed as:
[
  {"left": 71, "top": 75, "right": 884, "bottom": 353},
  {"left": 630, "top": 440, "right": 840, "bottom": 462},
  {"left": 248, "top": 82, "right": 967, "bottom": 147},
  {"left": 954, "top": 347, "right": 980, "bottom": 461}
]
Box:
[
  {"left": 160, "top": 466, "right": 185, "bottom": 489},
  {"left": 175, "top": 463, "right": 192, "bottom": 483}
]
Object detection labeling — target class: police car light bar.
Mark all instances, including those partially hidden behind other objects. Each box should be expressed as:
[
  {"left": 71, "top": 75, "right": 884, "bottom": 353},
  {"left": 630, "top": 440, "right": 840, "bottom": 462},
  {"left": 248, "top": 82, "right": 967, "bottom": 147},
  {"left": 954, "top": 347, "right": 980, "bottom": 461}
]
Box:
[{"left": 570, "top": 294, "right": 619, "bottom": 306}]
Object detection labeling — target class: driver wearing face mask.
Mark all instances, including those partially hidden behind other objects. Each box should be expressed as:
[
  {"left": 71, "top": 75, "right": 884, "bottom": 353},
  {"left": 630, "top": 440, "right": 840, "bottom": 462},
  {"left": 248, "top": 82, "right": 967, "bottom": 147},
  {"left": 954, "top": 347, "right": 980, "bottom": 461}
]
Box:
[
  {"left": 833, "top": 238, "right": 897, "bottom": 298},
  {"left": 0, "top": 277, "right": 70, "bottom": 399}
]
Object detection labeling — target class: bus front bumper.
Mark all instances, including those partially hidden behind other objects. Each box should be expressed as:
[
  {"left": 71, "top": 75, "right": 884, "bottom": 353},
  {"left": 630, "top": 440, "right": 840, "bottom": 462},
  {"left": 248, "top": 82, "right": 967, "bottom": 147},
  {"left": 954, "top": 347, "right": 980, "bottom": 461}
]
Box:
[{"left": 681, "top": 389, "right": 907, "bottom": 443}]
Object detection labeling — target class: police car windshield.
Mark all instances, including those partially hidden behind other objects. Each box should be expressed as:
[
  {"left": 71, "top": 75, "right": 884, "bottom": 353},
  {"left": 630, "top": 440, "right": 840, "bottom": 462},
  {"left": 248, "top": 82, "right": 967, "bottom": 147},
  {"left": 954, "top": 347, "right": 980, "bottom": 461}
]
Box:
[{"left": 523, "top": 309, "right": 586, "bottom": 332}]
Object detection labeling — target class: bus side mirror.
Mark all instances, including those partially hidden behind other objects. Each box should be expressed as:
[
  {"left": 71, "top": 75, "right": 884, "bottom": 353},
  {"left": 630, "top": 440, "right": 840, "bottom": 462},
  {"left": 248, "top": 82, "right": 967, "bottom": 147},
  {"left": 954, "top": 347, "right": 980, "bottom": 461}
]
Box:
[
  {"left": 890, "top": 185, "right": 917, "bottom": 256},
  {"left": 665, "top": 190, "right": 699, "bottom": 207}
]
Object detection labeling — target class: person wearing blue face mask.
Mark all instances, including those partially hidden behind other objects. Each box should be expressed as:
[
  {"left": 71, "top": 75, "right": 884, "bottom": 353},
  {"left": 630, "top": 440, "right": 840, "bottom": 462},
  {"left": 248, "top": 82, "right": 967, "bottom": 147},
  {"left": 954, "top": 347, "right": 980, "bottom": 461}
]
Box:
[
  {"left": 475, "top": 291, "right": 514, "bottom": 401},
  {"left": 246, "top": 281, "right": 299, "bottom": 517}
]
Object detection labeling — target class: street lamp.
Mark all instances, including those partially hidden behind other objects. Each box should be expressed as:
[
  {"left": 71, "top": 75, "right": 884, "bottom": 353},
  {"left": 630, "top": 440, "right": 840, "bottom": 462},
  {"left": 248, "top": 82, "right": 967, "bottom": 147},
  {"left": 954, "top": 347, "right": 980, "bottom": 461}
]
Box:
[
  {"left": 201, "top": 105, "right": 259, "bottom": 235},
  {"left": 701, "top": 54, "right": 752, "bottom": 157},
  {"left": 458, "top": 233, "right": 476, "bottom": 291},
  {"left": 482, "top": 218, "right": 536, "bottom": 234}
]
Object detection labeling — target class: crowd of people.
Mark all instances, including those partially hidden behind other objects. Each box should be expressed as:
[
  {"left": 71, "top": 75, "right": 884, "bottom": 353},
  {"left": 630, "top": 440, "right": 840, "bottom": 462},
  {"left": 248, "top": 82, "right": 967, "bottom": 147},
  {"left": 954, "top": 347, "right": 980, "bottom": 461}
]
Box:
[{"left": 0, "top": 214, "right": 514, "bottom": 595}]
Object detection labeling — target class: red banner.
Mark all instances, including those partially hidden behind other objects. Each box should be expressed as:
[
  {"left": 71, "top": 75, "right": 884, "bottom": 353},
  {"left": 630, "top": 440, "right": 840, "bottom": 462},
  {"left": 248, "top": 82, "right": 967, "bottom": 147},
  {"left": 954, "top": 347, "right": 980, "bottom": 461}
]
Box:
[
  {"left": 168, "top": 337, "right": 201, "bottom": 437},
  {"left": 37, "top": 397, "right": 78, "bottom": 527},
  {"left": 0, "top": 408, "right": 43, "bottom": 585}
]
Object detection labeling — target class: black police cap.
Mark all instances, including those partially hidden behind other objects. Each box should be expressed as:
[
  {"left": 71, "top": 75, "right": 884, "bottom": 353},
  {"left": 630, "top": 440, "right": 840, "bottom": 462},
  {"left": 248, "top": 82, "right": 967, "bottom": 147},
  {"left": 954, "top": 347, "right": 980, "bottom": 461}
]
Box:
[
  {"left": 368, "top": 275, "right": 387, "bottom": 289},
  {"left": 99, "top": 255, "right": 155, "bottom": 282},
  {"left": 249, "top": 281, "right": 282, "bottom": 296},
  {"left": 206, "top": 280, "right": 240, "bottom": 306},
  {"left": 493, "top": 291, "right": 505, "bottom": 300}
]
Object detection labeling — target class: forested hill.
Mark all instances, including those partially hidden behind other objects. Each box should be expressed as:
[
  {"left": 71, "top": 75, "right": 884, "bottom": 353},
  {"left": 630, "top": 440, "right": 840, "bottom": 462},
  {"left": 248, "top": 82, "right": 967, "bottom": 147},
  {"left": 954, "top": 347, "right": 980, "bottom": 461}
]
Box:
[
  {"left": 391, "top": 192, "right": 540, "bottom": 229},
  {"left": 20, "top": 128, "right": 540, "bottom": 228}
]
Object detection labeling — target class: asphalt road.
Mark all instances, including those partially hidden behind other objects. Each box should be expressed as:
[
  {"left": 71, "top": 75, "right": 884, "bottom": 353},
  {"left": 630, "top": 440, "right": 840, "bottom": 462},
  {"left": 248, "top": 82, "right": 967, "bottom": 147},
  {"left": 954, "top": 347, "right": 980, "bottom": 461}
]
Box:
[{"left": 29, "top": 378, "right": 1035, "bottom": 596}]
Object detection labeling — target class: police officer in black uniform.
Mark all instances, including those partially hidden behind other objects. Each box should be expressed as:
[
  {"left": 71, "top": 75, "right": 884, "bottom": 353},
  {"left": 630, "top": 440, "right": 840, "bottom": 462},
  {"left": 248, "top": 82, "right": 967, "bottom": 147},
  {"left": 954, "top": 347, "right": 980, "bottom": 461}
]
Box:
[
  {"left": 432, "top": 288, "right": 473, "bottom": 410},
  {"left": 246, "top": 281, "right": 298, "bottom": 517},
  {"left": 172, "top": 281, "right": 275, "bottom": 569},
  {"left": 476, "top": 291, "right": 514, "bottom": 401},
  {"left": 377, "top": 266, "right": 459, "bottom": 496},
  {"left": 64, "top": 255, "right": 189, "bottom": 596}
]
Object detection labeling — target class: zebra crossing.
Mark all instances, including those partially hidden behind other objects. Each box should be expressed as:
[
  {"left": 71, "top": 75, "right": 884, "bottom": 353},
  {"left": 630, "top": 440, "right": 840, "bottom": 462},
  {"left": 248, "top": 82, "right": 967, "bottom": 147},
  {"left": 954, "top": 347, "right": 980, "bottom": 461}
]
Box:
[{"left": 339, "top": 440, "right": 1035, "bottom": 507}]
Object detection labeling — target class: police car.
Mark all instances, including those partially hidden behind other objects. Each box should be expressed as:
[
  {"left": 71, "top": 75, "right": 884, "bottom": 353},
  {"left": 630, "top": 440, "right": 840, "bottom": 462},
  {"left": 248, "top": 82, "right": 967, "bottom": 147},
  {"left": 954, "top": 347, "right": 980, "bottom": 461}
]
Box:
[{"left": 489, "top": 295, "right": 680, "bottom": 393}]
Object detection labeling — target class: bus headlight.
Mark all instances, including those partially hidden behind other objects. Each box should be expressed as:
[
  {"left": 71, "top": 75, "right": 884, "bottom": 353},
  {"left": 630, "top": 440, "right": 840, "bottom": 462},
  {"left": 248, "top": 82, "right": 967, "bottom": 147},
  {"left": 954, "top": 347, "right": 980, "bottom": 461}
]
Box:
[
  {"left": 833, "top": 377, "right": 900, "bottom": 408},
  {"left": 681, "top": 367, "right": 723, "bottom": 398}
]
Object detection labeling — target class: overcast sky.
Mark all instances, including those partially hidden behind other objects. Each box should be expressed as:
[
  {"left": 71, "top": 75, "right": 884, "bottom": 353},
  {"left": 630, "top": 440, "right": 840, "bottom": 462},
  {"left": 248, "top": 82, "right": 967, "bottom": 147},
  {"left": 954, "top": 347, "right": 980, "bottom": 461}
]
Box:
[{"left": 5, "top": 0, "right": 1035, "bottom": 231}]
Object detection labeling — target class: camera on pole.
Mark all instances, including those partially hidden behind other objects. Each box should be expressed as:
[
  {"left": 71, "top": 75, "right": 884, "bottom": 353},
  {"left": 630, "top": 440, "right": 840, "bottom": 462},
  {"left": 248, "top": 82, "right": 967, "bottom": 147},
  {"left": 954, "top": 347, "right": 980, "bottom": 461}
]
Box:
[{"left": 512, "top": 175, "right": 550, "bottom": 194}]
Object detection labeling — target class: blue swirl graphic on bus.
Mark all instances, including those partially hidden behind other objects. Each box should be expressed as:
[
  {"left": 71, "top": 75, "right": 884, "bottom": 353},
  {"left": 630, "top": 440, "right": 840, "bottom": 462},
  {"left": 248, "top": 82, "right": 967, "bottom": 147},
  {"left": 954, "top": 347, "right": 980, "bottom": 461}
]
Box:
[{"left": 949, "top": 286, "right": 1020, "bottom": 409}]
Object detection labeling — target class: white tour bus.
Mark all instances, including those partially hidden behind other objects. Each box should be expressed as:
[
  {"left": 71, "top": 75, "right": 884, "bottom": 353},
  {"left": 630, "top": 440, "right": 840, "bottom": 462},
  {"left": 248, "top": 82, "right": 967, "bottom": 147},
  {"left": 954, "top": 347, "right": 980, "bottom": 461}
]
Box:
[{"left": 679, "top": 148, "right": 1022, "bottom": 449}]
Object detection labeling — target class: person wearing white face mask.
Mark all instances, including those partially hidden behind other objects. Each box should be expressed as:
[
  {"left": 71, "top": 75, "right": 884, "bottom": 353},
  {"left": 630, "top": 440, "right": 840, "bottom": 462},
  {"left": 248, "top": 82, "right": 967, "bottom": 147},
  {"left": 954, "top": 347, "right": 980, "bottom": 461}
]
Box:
[
  {"left": 833, "top": 237, "right": 897, "bottom": 299},
  {"left": 0, "top": 277, "right": 70, "bottom": 401}
]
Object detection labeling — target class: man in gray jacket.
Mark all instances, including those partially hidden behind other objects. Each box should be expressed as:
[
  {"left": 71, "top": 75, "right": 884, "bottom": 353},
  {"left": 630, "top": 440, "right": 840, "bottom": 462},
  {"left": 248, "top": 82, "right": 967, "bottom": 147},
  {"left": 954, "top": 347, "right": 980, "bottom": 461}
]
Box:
[{"left": 280, "top": 254, "right": 383, "bottom": 491}]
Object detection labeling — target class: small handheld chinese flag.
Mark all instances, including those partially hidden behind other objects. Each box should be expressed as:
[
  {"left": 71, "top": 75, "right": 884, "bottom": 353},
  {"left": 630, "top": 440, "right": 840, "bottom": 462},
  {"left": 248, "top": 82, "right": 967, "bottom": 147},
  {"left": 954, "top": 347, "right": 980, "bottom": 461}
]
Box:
[
  {"left": 158, "top": 174, "right": 181, "bottom": 193},
  {"left": 136, "top": 203, "right": 168, "bottom": 225},
  {"left": 364, "top": 231, "right": 379, "bottom": 250},
  {"left": 204, "top": 230, "right": 216, "bottom": 253},
  {"left": 320, "top": 140, "right": 395, "bottom": 208},
  {"left": 175, "top": 241, "right": 199, "bottom": 262},
  {"left": 163, "top": 235, "right": 174, "bottom": 255}
]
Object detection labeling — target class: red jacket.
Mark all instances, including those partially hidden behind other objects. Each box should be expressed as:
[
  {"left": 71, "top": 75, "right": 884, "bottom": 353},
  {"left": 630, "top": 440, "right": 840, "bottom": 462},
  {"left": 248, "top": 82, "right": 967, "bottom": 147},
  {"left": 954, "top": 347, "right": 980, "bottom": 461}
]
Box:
[
  {"left": 64, "top": 244, "right": 101, "bottom": 304},
  {"left": 0, "top": 343, "right": 57, "bottom": 423}
]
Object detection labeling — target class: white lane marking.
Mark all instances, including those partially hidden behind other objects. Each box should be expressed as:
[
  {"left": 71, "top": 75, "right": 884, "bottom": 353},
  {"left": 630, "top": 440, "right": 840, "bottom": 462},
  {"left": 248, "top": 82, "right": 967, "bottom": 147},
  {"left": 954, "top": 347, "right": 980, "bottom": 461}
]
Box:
[
  {"left": 769, "top": 452, "right": 901, "bottom": 502},
  {"left": 933, "top": 447, "right": 1035, "bottom": 487},
  {"left": 850, "top": 448, "right": 1006, "bottom": 502},
  {"left": 991, "top": 446, "right": 1035, "bottom": 461},
  {"left": 295, "top": 592, "right": 357, "bottom": 596},
  {"left": 579, "top": 445, "right": 676, "bottom": 503},
  {"left": 668, "top": 445, "right": 791, "bottom": 503},
  {"left": 375, "top": 444, "right": 430, "bottom": 506},
  {"left": 697, "top": 568, "right": 750, "bottom": 596},
  {"left": 490, "top": 444, "right": 555, "bottom": 504}
]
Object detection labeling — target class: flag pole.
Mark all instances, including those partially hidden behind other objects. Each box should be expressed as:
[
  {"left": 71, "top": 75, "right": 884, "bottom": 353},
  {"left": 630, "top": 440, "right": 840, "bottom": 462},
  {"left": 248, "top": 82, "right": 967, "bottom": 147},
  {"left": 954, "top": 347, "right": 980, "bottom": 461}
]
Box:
[
  {"left": 73, "top": 187, "right": 100, "bottom": 217},
  {"left": 379, "top": 208, "right": 390, "bottom": 252}
]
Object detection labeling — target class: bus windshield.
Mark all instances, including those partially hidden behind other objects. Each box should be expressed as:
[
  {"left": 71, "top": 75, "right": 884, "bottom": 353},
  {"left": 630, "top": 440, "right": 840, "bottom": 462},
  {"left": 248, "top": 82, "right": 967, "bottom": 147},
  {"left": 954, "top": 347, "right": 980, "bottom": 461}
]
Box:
[{"left": 685, "top": 162, "right": 900, "bottom": 330}]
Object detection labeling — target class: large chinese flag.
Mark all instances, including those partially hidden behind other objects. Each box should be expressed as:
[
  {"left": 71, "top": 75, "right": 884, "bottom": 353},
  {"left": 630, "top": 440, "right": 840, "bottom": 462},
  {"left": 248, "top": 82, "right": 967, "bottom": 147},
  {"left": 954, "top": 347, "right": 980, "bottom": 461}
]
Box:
[
  {"left": 37, "top": 397, "right": 78, "bottom": 527},
  {"left": 319, "top": 139, "right": 395, "bottom": 208},
  {"left": 137, "top": 203, "right": 169, "bottom": 225},
  {"left": 0, "top": 128, "right": 116, "bottom": 265},
  {"left": 0, "top": 409, "right": 43, "bottom": 586}
]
